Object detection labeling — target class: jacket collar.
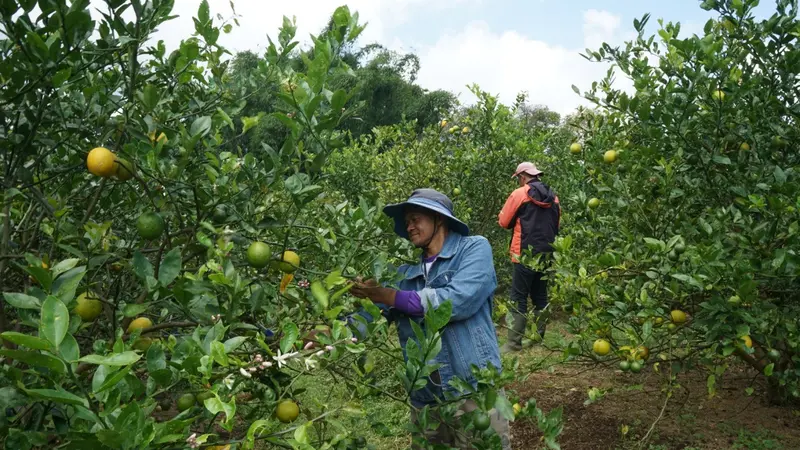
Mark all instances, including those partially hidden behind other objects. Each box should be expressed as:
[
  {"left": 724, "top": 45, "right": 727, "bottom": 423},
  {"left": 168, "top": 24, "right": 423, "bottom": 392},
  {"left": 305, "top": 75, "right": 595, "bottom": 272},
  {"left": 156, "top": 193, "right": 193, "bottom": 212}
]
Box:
[{"left": 404, "top": 232, "right": 463, "bottom": 280}]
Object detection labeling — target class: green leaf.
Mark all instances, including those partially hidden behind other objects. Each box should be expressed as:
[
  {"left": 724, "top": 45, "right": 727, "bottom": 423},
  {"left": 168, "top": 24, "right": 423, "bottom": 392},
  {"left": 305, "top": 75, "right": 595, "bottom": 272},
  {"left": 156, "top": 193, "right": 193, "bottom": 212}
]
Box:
[
  {"left": 773, "top": 166, "right": 786, "bottom": 185},
  {"left": 132, "top": 251, "right": 153, "bottom": 280},
  {"left": 494, "top": 393, "right": 515, "bottom": 421},
  {"left": 198, "top": 0, "right": 210, "bottom": 23},
  {"left": 95, "top": 365, "right": 134, "bottom": 394},
  {"left": 52, "top": 68, "right": 72, "bottom": 87},
  {"left": 427, "top": 301, "right": 452, "bottom": 332},
  {"left": 190, "top": 116, "right": 212, "bottom": 137},
  {"left": 123, "top": 303, "right": 150, "bottom": 318},
  {"left": 0, "top": 332, "right": 51, "bottom": 350},
  {"left": 764, "top": 363, "right": 774, "bottom": 377},
  {"left": 203, "top": 396, "right": 236, "bottom": 426},
  {"left": 294, "top": 422, "right": 311, "bottom": 444},
  {"left": 310, "top": 281, "right": 329, "bottom": 309},
  {"left": 216, "top": 107, "right": 234, "bottom": 130},
  {"left": 241, "top": 115, "right": 261, "bottom": 134},
  {"left": 52, "top": 266, "right": 86, "bottom": 304},
  {"left": 246, "top": 419, "right": 270, "bottom": 442},
  {"left": 0, "top": 349, "right": 65, "bottom": 373},
  {"left": 223, "top": 336, "right": 248, "bottom": 353},
  {"left": 712, "top": 155, "right": 731, "bottom": 165},
  {"left": 280, "top": 322, "right": 299, "bottom": 353},
  {"left": 24, "top": 388, "right": 88, "bottom": 407},
  {"left": 78, "top": 351, "right": 142, "bottom": 366},
  {"left": 157, "top": 247, "right": 182, "bottom": 285},
  {"left": 41, "top": 296, "right": 69, "bottom": 347},
  {"left": 140, "top": 84, "right": 159, "bottom": 111},
  {"left": 59, "top": 333, "right": 80, "bottom": 362},
  {"left": 146, "top": 343, "right": 166, "bottom": 372},
  {"left": 643, "top": 237, "right": 666, "bottom": 251},
  {"left": 211, "top": 340, "right": 229, "bottom": 367},
  {"left": 2, "top": 293, "right": 42, "bottom": 310},
  {"left": 51, "top": 258, "right": 79, "bottom": 278},
  {"left": 332, "top": 5, "right": 350, "bottom": 27}
]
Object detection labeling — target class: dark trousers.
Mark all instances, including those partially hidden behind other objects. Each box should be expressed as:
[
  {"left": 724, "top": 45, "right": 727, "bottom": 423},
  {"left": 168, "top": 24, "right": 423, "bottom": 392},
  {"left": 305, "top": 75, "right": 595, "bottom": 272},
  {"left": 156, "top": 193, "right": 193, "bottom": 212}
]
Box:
[{"left": 510, "top": 262, "right": 549, "bottom": 315}]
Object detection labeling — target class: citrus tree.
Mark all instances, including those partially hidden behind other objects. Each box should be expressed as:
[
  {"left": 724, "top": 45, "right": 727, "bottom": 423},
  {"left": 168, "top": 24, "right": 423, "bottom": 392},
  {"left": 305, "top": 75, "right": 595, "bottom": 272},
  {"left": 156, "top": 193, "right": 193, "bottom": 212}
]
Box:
[
  {"left": 0, "top": 1, "right": 563, "bottom": 449},
  {"left": 550, "top": 0, "right": 800, "bottom": 405}
]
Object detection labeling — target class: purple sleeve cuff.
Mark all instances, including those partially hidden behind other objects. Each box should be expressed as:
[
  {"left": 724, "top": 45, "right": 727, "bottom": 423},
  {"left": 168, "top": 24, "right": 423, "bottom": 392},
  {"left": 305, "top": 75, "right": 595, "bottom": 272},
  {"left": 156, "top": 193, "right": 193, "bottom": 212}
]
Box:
[{"left": 394, "top": 290, "right": 424, "bottom": 317}]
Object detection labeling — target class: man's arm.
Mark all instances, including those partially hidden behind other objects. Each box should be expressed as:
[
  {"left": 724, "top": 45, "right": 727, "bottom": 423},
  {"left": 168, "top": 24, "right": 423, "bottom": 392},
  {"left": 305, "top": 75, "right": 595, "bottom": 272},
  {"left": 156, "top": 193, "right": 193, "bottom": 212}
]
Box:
[
  {"left": 416, "top": 237, "right": 497, "bottom": 322},
  {"left": 498, "top": 188, "right": 525, "bottom": 229}
]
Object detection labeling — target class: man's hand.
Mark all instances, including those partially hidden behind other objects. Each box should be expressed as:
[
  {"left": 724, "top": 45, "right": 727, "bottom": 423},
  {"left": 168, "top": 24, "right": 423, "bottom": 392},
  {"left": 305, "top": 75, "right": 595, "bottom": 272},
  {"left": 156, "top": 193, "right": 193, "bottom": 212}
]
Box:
[
  {"left": 350, "top": 278, "right": 396, "bottom": 306},
  {"left": 302, "top": 326, "right": 331, "bottom": 350}
]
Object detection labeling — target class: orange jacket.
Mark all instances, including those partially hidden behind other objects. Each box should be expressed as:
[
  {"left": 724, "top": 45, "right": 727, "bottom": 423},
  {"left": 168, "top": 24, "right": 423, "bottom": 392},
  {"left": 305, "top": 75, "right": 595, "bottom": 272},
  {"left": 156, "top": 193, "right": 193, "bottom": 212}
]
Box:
[{"left": 498, "top": 181, "right": 560, "bottom": 262}]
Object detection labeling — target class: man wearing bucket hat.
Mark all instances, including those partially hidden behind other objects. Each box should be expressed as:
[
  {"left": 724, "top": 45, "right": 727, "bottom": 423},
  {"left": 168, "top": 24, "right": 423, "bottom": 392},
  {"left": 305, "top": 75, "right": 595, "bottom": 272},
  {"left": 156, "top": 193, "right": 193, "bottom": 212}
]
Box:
[
  {"left": 497, "top": 162, "right": 560, "bottom": 353},
  {"left": 347, "top": 188, "right": 511, "bottom": 449}
]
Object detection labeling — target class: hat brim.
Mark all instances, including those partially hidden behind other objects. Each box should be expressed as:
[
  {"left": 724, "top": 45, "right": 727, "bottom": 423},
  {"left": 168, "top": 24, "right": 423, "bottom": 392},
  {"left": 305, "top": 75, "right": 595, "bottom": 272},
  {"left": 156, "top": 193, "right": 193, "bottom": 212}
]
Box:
[
  {"left": 383, "top": 198, "right": 470, "bottom": 239},
  {"left": 511, "top": 169, "right": 544, "bottom": 178}
]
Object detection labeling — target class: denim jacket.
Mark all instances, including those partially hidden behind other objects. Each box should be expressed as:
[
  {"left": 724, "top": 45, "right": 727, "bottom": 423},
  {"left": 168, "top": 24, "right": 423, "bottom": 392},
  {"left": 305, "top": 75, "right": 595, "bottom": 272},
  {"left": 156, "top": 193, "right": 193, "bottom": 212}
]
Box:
[{"left": 352, "top": 232, "right": 501, "bottom": 406}]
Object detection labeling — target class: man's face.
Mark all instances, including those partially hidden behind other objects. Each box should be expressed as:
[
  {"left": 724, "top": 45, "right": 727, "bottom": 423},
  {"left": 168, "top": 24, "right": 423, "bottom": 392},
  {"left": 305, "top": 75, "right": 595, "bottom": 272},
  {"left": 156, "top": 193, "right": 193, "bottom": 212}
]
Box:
[{"left": 405, "top": 208, "right": 438, "bottom": 247}]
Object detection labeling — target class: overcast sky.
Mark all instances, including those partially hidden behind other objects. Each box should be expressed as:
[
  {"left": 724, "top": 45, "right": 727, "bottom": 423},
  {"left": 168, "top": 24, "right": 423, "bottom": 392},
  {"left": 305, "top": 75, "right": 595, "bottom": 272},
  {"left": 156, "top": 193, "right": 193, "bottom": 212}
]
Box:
[{"left": 105, "top": 0, "right": 777, "bottom": 115}]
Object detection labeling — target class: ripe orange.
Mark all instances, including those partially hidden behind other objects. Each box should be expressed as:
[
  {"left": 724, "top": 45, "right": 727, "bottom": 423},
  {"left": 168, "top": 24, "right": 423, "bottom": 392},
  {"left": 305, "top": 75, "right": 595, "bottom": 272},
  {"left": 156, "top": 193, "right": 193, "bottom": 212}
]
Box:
[
  {"left": 570, "top": 143, "right": 582, "bottom": 154},
  {"left": 603, "top": 150, "right": 618, "bottom": 163},
  {"left": 634, "top": 345, "right": 650, "bottom": 360},
  {"left": 277, "top": 250, "right": 300, "bottom": 274},
  {"left": 670, "top": 310, "right": 687, "bottom": 324},
  {"left": 74, "top": 292, "right": 102, "bottom": 321},
  {"left": 87, "top": 147, "right": 117, "bottom": 177},
  {"left": 740, "top": 335, "right": 753, "bottom": 348},
  {"left": 276, "top": 400, "right": 300, "bottom": 423},
  {"left": 127, "top": 317, "right": 153, "bottom": 333},
  {"left": 593, "top": 339, "right": 611, "bottom": 356}
]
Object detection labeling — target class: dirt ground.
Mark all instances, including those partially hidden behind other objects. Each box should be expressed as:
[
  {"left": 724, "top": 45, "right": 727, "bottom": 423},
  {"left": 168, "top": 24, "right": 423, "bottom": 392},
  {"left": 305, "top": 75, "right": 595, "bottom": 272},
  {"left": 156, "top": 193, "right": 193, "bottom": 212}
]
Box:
[{"left": 508, "top": 356, "right": 800, "bottom": 450}]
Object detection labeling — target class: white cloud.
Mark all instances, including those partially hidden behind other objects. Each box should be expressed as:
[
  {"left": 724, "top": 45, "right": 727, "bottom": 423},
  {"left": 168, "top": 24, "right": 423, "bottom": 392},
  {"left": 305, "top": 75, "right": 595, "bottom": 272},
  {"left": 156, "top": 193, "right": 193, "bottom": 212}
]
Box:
[
  {"left": 132, "top": 0, "right": 479, "bottom": 54},
  {"left": 86, "top": 1, "right": 630, "bottom": 115},
  {"left": 411, "top": 11, "right": 634, "bottom": 116},
  {"left": 582, "top": 9, "right": 622, "bottom": 49}
]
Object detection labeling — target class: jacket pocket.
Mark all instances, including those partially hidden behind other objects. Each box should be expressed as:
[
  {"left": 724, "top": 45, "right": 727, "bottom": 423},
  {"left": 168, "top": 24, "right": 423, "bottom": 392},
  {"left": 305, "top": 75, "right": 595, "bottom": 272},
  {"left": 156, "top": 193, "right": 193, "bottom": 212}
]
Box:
[
  {"left": 428, "top": 270, "right": 455, "bottom": 288},
  {"left": 469, "top": 324, "right": 494, "bottom": 361}
]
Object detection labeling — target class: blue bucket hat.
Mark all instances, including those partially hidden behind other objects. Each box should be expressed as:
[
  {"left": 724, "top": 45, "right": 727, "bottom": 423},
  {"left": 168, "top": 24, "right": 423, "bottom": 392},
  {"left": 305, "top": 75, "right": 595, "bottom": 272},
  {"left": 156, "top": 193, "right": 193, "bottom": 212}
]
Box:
[{"left": 383, "top": 188, "right": 470, "bottom": 239}]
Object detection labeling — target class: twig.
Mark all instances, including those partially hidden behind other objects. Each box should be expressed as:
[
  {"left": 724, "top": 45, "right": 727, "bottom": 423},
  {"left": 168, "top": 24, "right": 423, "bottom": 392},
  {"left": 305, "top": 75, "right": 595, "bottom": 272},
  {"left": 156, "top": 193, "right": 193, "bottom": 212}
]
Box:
[{"left": 639, "top": 390, "right": 670, "bottom": 449}]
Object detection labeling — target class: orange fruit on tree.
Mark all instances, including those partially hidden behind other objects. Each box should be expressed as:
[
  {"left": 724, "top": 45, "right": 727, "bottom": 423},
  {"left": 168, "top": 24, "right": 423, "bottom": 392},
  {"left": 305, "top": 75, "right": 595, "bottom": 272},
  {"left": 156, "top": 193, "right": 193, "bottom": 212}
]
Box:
[
  {"left": 603, "top": 150, "right": 618, "bottom": 163},
  {"left": 114, "top": 158, "right": 136, "bottom": 181},
  {"left": 570, "top": 142, "right": 582, "bottom": 154},
  {"left": 136, "top": 212, "right": 165, "bottom": 240},
  {"left": 74, "top": 292, "right": 102, "bottom": 321},
  {"left": 740, "top": 335, "right": 753, "bottom": 348},
  {"left": 127, "top": 317, "right": 153, "bottom": 333},
  {"left": 593, "top": 339, "right": 611, "bottom": 356},
  {"left": 276, "top": 400, "right": 300, "bottom": 423},
  {"left": 277, "top": 250, "right": 300, "bottom": 274},
  {"left": 670, "top": 310, "right": 687, "bottom": 324},
  {"left": 177, "top": 393, "right": 196, "bottom": 412},
  {"left": 634, "top": 345, "right": 650, "bottom": 360},
  {"left": 246, "top": 242, "right": 271, "bottom": 268},
  {"left": 86, "top": 147, "right": 117, "bottom": 177}
]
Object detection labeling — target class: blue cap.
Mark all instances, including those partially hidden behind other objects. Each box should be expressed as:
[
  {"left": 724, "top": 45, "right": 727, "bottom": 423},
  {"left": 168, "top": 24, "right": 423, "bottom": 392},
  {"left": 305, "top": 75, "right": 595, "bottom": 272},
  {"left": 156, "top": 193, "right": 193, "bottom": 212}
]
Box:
[{"left": 383, "top": 189, "right": 470, "bottom": 239}]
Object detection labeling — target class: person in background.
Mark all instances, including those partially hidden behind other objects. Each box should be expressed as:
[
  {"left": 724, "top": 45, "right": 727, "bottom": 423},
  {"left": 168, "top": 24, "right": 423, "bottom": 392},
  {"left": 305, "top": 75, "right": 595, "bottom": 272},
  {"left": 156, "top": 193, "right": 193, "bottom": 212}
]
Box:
[
  {"left": 497, "top": 162, "right": 561, "bottom": 353},
  {"left": 348, "top": 188, "right": 511, "bottom": 449}
]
